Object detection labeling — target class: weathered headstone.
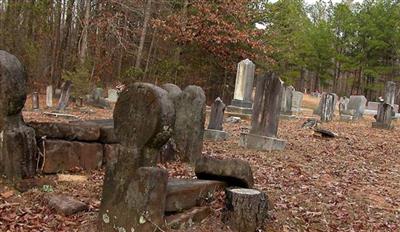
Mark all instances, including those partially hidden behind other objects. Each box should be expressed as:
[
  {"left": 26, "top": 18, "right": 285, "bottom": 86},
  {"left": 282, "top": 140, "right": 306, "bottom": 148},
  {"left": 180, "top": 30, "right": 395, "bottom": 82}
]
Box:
[
  {"left": 373, "top": 81, "right": 396, "bottom": 129},
  {"left": 105, "top": 89, "right": 118, "bottom": 103},
  {"left": 32, "top": 92, "right": 40, "bottom": 111},
  {"left": 87, "top": 87, "right": 111, "bottom": 109},
  {"left": 46, "top": 85, "right": 53, "bottom": 108},
  {"left": 99, "top": 83, "right": 174, "bottom": 232},
  {"left": 320, "top": 93, "right": 335, "bottom": 122},
  {"left": 291, "top": 91, "right": 304, "bottom": 113},
  {"left": 239, "top": 73, "right": 286, "bottom": 151},
  {"left": 372, "top": 103, "right": 394, "bottom": 129},
  {"left": 0, "top": 50, "right": 37, "bottom": 183},
  {"left": 226, "top": 59, "right": 255, "bottom": 116},
  {"left": 204, "top": 97, "right": 228, "bottom": 141},
  {"left": 280, "top": 85, "right": 296, "bottom": 119},
  {"left": 174, "top": 85, "right": 206, "bottom": 163},
  {"left": 57, "top": 80, "right": 72, "bottom": 111},
  {"left": 340, "top": 95, "right": 367, "bottom": 121}
]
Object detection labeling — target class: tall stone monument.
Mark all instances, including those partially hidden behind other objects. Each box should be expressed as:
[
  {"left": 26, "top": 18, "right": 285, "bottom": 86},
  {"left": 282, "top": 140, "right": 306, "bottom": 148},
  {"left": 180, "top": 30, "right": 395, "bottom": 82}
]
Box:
[
  {"left": 292, "top": 91, "right": 304, "bottom": 113},
  {"left": 320, "top": 93, "right": 335, "bottom": 122},
  {"left": 227, "top": 59, "right": 255, "bottom": 116},
  {"left": 239, "top": 73, "right": 286, "bottom": 151},
  {"left": 99, "top": 83, "right": 174, "bottom": 232},
  {"left": 0, "top": 50, "right": 37, "bottom": 183},
  {"left": 46, "top": 85, "right": 53, "bottom": 108},
  {"left": 204, "top": 97, "right": 228, "bottom": 141},
  {"left": 373, "top": 81, "right": 396, "bottom": 129},
  {"left": 280, "top": 85, "right": 296, "bottom": 119}
]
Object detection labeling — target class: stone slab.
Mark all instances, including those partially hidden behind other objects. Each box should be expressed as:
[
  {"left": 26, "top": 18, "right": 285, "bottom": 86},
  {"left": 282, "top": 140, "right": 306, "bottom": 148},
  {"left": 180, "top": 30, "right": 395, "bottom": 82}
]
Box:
[
  {"left": 28, "top": 122, "right": 100, "bottom": 142},
  {"left": 195, "top": 157, "right": 254, "bottom": 188},
  {"left": 279, "top": 114, "right": 297, "bottom": 120},
  {"left": 166, "top": 179, "right": 224, "bottom": 212},
  {"left": 226, "top": 105, "right": 252, "bottom": 115},
  {"left": 239, "top": 133, "right": 286, "bottom": 151},
  {"left": 204, "top": 129, "right": 228, "bottom": 141},
  {"left": 340, "top": 114, "right": 357, "bottom": 122},
  {"left": 42, "top": 140, "right": 103, "bottom": 173},
  {"left": 231, "top": 99, "right": 252, "bottom": 108}
]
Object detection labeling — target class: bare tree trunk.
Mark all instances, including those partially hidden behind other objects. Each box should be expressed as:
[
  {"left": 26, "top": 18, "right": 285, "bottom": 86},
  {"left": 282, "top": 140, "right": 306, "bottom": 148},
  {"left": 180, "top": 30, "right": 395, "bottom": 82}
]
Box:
[
  {"left": 144, "top": 28, "right": 157, "bottom": 80},
  {"left": 50, "top": 0, "right": 62, "bottom": 86},
  {"left": 79, "top": 0, "right": 90, "bottom": 65},
  {"left": 135, "top": 0, "right": 153, "bottom": 70}
]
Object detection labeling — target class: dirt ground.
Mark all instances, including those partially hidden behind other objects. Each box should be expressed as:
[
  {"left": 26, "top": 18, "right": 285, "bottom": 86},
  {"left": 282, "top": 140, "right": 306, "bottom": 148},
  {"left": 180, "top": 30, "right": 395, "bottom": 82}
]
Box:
[{"left": 1, "top": 95, "right": 400, "bottom": 231}]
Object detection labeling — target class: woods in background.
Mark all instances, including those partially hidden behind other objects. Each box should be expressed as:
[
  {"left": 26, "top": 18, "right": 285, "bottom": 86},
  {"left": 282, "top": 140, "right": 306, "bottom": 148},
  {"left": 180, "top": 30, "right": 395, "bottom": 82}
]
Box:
[{"left": 0, "top": 0, "right": 399, "bottom": 103}]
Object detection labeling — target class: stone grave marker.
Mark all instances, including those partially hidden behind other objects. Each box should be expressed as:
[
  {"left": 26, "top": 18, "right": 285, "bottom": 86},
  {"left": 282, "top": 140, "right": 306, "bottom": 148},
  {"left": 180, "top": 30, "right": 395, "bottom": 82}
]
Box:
[
  {"left": 292, "top": 91, "right": 304, "bottom": 113},
  {"left": 204, "top": 97, "right": 228, "bottom": 141},
  {"left": 98, "top": 83, "right": 174, "bottom": 232},
  {"left": 57, "top": 80, "right": 72, "bottom": 111},
  {"left": 105, "top": 89, "right": 118, "bottom": 103},
  {"left": 320, "top": 93, "right": 335, "bottom": 122},
  {"left": 239, "top": 73, "right": 286, "bottom": 151},
  {"left": 46, "top": 85, "right": 53, "bottom": 108},
  {"left": 173, "top": 85, "right": 206, "bottom": 163},
  {"left": 32, "top": 91, "right": 40, "bottom": 111},
  {"left": 373, "top": 81, "right": 396, "bottom": 129},
  {"left": 280, "top": 85, "right": 296, "bottom": 119},
  {"left": 0, "top": 50, "right": 37, "bottom": 183},
  {"left": 87, "top": 87, "right": 111, "bottom": 109},
  {"left": 340, "top": 95, "right": 367, "bottom": 121},
  {"left": 226, "top": 59, "right": 255, "bottom": 116}
]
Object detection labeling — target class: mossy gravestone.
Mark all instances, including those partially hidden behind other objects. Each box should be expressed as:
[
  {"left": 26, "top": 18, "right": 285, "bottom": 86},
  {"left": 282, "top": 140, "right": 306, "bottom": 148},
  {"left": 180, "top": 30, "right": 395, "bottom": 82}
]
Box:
[
  {"left": 98, "top": 83, "right": 174, "bottom": 232},
  {"left": 0, "top": 50, "right": 37, "bottom": 183}
]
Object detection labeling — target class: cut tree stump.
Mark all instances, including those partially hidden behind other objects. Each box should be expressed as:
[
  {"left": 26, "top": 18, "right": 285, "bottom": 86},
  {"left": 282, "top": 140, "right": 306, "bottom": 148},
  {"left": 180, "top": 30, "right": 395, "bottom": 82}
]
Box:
[{"left": 222, "top": 188, "right": 268, "bottom": 232}]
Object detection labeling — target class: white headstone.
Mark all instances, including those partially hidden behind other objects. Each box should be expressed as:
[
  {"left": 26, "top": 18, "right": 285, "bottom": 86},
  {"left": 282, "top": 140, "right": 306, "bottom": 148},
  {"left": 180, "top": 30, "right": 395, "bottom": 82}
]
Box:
[
  {"left": 106, "top": 89, "right": 119, "bottom": 103},
  {"left": 233, "top": 59, "right": 255, "bottom": 102},
  {"left": 46, "top": 85, "right": 53, "bottom": 108},
  {"left": 292, "top": 91, "right": 304, "bottom": 113}
]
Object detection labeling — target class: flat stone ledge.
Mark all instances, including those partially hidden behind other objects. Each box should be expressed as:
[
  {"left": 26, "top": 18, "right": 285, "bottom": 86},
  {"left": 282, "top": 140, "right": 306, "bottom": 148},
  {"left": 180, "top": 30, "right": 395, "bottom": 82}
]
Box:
[
  {"left": 204, "top": 129, "right": 228, "bottom": 141},
  {"left": 340, "top": 114, "right": 361, "bottom": 122},
  {"left": 239, "top": 133, "right": 286, "bottom": 151},
  {"left": 226, "top": 105, "right": 253, "bottom": 115},
  {"left": 279, "top": 114, "right": 297, "bottom": 120}
]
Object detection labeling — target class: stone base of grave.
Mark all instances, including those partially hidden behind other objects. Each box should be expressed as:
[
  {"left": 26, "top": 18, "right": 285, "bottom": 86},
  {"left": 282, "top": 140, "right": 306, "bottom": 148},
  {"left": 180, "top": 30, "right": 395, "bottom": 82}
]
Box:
[
  {"left": 372, "top": 122, "right": 394, "bottom": 130},
  {"left": 340, "top": 114, "right": 359, "bottom": 121},
  {"left": 231, "top": 99, "right": 252, "bottom": 108},
  {"left": 226, "top": 105, "right": 252, "bottom": 116},
  {"left": 239, "top": 133, "right": 286, "bottom": 151},
  {"left": 279, "top": 113, "right": 297, "bottom": 120},
  {"left": 204, "top": 129, "right": 228, "bottom": 141}
]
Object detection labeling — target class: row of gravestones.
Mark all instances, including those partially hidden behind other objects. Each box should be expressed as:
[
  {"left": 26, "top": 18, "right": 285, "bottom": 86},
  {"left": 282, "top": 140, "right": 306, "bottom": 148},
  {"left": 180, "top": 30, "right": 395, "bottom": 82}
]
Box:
[
  {"left": 0, "top": 51, "right": 268, "bottom": 231},
  {"left": 314, "top": 81, "right": 397, "bottom": 129},
  {"left": 31, "top": 85, "right": 119, "bottom": 111}
]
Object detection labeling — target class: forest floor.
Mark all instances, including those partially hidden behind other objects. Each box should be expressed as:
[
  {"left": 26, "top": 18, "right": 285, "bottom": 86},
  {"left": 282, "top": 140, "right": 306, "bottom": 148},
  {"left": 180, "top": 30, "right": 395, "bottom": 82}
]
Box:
[{"left": 1, "top": 95, "right": 400, "bottom": 231}]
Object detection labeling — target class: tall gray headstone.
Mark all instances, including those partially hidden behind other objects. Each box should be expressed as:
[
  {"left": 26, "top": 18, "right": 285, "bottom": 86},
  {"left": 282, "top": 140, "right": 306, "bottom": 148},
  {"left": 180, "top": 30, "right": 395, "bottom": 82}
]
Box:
[
  {"left": 204, "top": 97, "right": 228, "bottom": 141},
  {"left": 32, "top": 92, "right": 39, "bottom": 111},
  {"left": 227, "top": 59, "right": 255, "bottom": 116},
  {"left": 239, "top": 73, "right": 286, "bottom": 151},
  {"left": 320, "top": 93, "right": 335, "bottom": 122},
  {"left": 46, "top": 85, "right": 53, "bottom": 108},
  {"left": 174, "top": 85, "right": 206, "bottom": 163},
  {"left": 373, "top": 81, "right": 396, "bottom": 129},
  {"left": 292, "top": 91, "right": 304, "bottom": 113},
  {"left": 280, "top": 85, "right": 295, "bottom": 119}
]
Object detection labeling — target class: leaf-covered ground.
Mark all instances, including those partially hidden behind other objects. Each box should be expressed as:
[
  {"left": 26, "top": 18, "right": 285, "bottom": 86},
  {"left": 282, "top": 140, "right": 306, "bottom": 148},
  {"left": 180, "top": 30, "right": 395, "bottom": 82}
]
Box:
[{"left": 1, "top": 96, "right": 400, "bottom": 231}]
